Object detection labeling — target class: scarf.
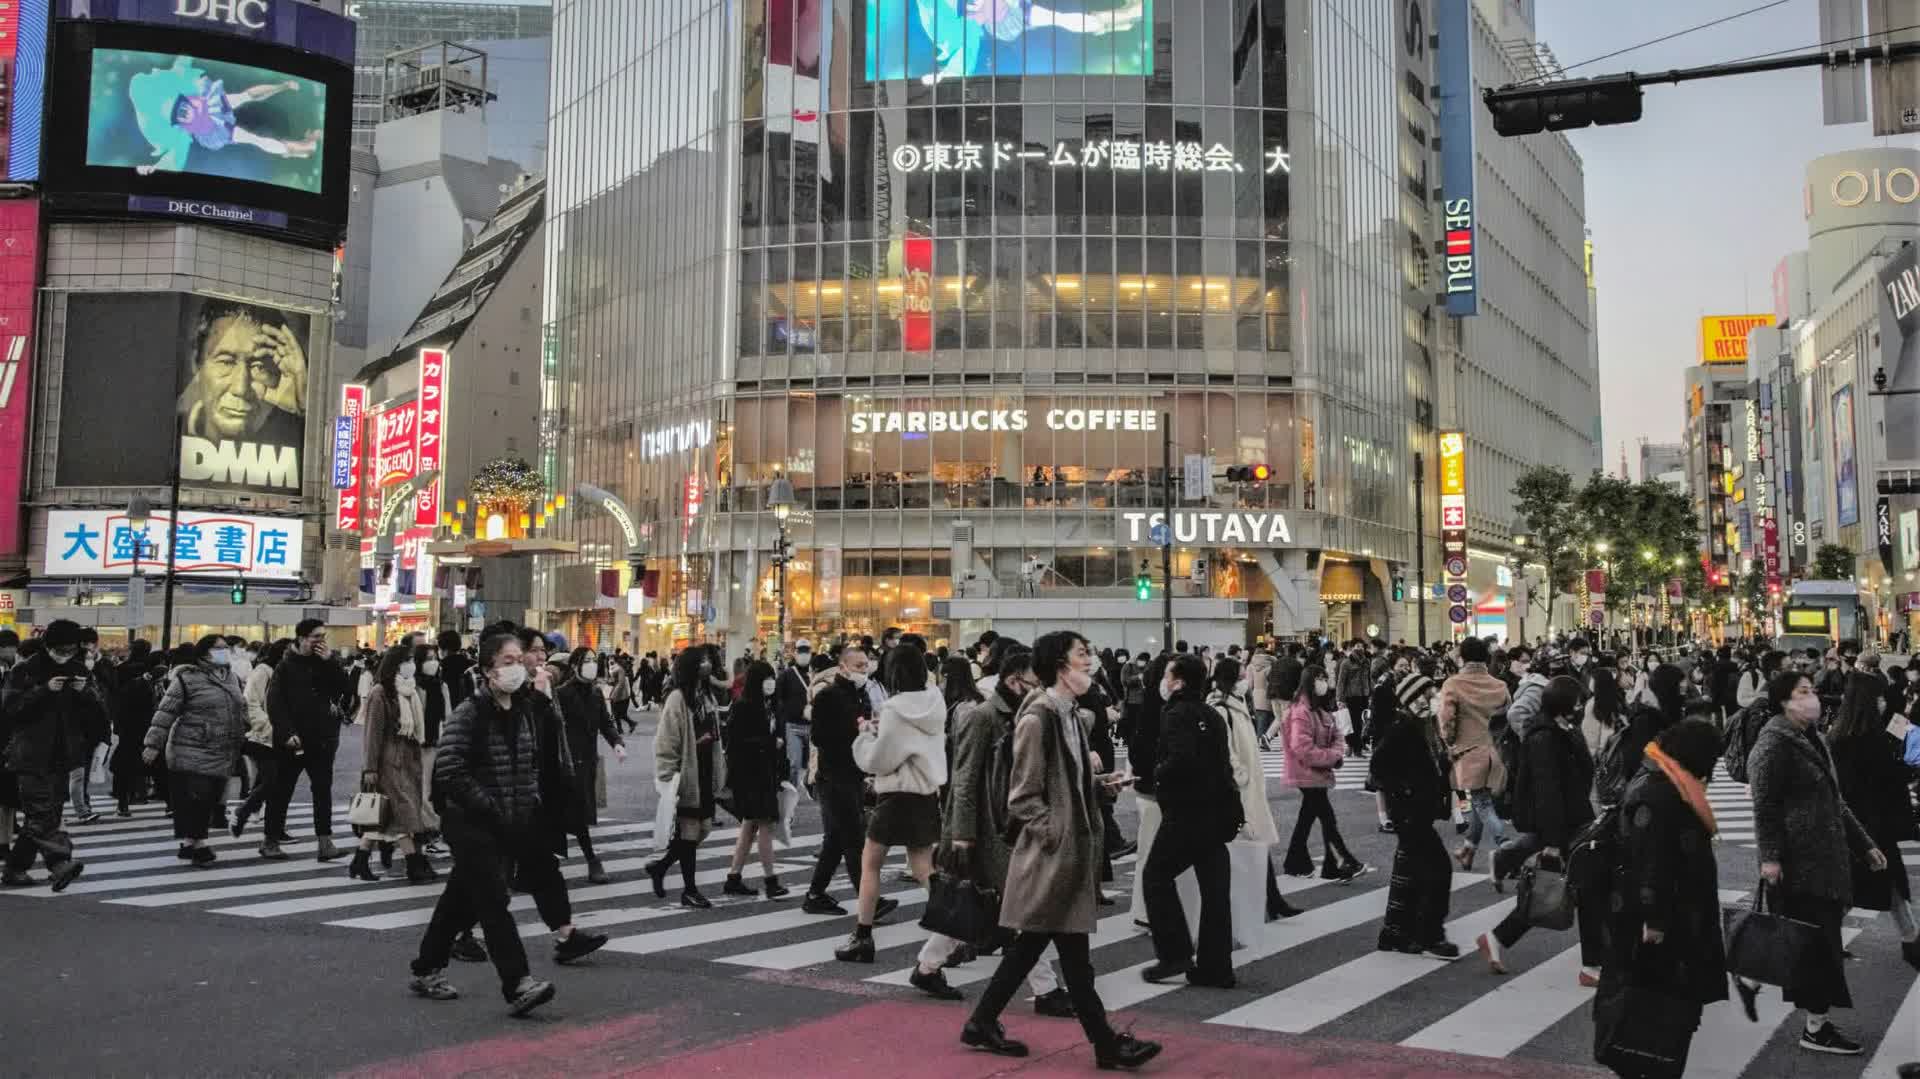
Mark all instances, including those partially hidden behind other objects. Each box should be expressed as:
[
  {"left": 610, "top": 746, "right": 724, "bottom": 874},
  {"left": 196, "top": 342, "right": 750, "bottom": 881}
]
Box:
[
  {"left": 1644, "top": 742, "right": 1715, "bottom": 837},
  {"left": 393, "top": 681, "right": 423, "bottom": 743}
]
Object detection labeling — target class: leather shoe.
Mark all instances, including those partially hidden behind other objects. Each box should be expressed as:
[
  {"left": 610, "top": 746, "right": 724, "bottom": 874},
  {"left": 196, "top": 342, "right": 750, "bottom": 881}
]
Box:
[
  {"left": 910, "top": 966, "right": 964, "bottom": 1001},
  {"left": 1186, "top": 968, "right": 1236, "bottom": 989},
  {"left": 834, "top": 931, "right": 875, "bottom": 963},
  {"left": 1032, "top": 988, "right": 1076, "bottom": 1017},
  {"left": 960, "top": 1020, "right": 1028, "bottom": 1058},
  {"left": 1095, "top": 1033, "right": 1163, "bottom": 1070},
  {"left": 1140, "top": 959, "right": 1193, "bottom": 984}
]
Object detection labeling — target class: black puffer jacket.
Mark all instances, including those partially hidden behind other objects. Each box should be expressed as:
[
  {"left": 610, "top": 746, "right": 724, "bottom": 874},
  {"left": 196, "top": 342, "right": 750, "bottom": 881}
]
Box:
[
  {"left": 268, "top": 650, "right": 350, "bottom": 749},
  {"left": 1153, "top": 694, "right": 1243, "bottom": 840},
  {"left": 1509, "top": 720, "right": 1595, "bottom": 848},
  {"left": 434, "top": 688, "right": 572, "bottom": 831},
  {"left": 1, "top": 650, "right": 109, "bottom": 774},
  {"left": 1370, "top": 707, "right": 1449, "bottom": 824}
]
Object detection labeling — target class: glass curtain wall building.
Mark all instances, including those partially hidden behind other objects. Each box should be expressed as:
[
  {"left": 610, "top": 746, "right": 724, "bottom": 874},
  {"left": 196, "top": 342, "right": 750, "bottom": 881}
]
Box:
[{"left": 542, "top": 0, "right": 1413, "bottom": 652}]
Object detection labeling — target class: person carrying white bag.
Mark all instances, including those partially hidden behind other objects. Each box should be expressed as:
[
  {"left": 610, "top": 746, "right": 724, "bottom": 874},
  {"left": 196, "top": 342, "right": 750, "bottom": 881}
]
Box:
[{"left": 1210, "top": 661, "right": 1302, "bottom": 923}]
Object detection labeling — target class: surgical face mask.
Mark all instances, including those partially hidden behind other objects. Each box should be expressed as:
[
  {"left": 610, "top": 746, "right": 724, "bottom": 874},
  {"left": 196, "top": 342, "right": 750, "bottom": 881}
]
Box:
[
  {"left": 208, "top": 649, "right": 231, "bottom": 666},
  {"left": 796, "top": 650, "right": 811, "bottom": 665},
  {"left": 761, "top": 677, "right": 777, "bottom": 696},
  {"left": 84, "top": 653, "right": 98, "bottom": 670},
  {"left": 492, "top": 664, "right": 529, "bottom": 694},
  {"left": 1235, "top": 678, "right": 1251, "bottom": 696},
  {"left": 423, "top": 660, "right": 440, "bottom": 676},
  {"left": 581, "top": 662, "right": 599, "bottom": 681},
  {"left": 1786, "top": 693, "right": 1821, "bottom": 723},
  {"left": 1313, "top": 678, "right": 1330, "bottom": 696},
  {"left": 399, "top": 662, "right": 416, "bottom": 679},
  {"left": 1158, "top": 677, "right": 1176, "bottom": 701},
  {"left": 847, "top": 671, "right": 869, "bottom": 688}
]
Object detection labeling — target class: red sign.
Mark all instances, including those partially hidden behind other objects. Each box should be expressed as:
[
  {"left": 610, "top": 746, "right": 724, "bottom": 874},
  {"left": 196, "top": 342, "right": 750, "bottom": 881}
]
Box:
[
  {"left": 373, "top": 400, "right": 420, "bottom": 487},
  {"left": 1441, "top": 503, "right": 1466, "bottom": 530},
  {"left": 1762, "top": 515, "right": 1782, "bottom": 594},
  {"left": 0, "top": 200, "right": 39, "bottom": 556},
  {"left": 902, "top": 235, "right": 932, "bottom": 352},
  {"left": 683, "top": 474, "right": 704, "bottom": 519},
  {"left": 336, "top": 384, "right": 366, "bottom": 533},
  {"left": 414, "top": 348, "right": 448, "bottom": 527}
]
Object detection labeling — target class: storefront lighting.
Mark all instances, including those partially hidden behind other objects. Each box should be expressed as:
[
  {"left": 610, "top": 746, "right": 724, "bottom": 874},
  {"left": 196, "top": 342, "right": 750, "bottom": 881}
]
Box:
[
  {"left": 554, "top": 493, "right": 568, "bottom": 509},
  {"left": 455, "top": 499, "right": 467, "bottom": 515}
]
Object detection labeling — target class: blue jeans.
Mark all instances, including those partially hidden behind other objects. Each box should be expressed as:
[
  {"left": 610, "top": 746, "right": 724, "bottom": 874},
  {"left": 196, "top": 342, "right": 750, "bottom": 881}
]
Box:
[
  {"left": 785, "top": 725, "right": 811, "bottom": 786},
  {"left": 1464, "top": 787, "right": 1505, "bottom": 850}
]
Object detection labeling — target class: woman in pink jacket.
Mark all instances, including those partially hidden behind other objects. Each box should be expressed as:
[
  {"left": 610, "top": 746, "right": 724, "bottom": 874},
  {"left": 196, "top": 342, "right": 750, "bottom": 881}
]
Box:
[{"left": 1279, "top": 672, "right": 1368, "bottom": 881}]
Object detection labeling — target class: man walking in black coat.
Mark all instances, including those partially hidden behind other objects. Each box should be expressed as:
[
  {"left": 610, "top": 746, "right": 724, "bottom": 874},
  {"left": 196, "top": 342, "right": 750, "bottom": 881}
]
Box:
[
  {"left": 800, "top": 647, "right": 894, "bottom": 919},
  {"left": 0, "top": 620, "right": 103, "bottom": 890},
  {"left": 1140, "top": 653, "right": 1243, "bottom": 987},
  {"left": 263, "top": 618, "right": 351, "bottom": 861}
]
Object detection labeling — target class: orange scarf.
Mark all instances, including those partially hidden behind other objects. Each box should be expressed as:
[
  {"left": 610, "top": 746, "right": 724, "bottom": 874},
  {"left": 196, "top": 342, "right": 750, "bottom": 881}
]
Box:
[{"left": 1644, "top": 742, "right": 1716, "bottom": 837}]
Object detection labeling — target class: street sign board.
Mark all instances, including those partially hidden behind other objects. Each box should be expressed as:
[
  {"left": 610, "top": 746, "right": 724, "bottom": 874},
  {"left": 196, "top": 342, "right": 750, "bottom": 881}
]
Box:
[
  {"left": 1149, "top": 522, "right": 1171, "bottom": 546},
  {"left": 1447, "top": 584, "right": 1469, "bottom": 604},
  {"left": 1183, "top": 454, "right": 1212, "bottom": 501},
  {"left": 1445, "top": 555, "right": 1467, "bottom": 577},
  {"left": 1449, "top": 604, "right": 1470, "bottom": 624}
]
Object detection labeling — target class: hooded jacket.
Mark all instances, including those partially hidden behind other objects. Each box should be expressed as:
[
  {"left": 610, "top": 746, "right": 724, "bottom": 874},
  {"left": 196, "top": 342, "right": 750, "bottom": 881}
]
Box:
[
  {"left": 143, "top": 660, "right": 248, "bottom": 779},
  {"left": 853, "top": 686, "right": 949, "bottom": 796}
]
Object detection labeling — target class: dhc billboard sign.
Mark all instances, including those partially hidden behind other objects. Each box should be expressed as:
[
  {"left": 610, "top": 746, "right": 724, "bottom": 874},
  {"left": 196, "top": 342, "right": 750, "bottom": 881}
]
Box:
[{"left": 1436, "top": 0, "right": 1479, "bottom": 317}]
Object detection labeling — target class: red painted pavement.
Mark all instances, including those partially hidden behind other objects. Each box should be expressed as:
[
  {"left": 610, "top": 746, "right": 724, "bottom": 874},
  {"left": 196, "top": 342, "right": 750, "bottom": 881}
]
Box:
[{"left": 345, "top": 999, "right": 1609, "bottom": 1079}]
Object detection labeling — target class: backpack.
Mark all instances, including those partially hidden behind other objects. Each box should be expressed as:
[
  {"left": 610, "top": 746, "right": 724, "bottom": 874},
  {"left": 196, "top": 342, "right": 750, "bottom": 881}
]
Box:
[
  {"left": 1489, "top": 710, "right": 1523, "bottom": 820},
  {"left": 1720, "top": 703, "right": 1769, "bottom": 784},
  {"left": 1565, "top": 804, "right": 1619, "bottom": 900},
  {"left": 1593, "top": 727, "right": 1633, "bottom": 806}
]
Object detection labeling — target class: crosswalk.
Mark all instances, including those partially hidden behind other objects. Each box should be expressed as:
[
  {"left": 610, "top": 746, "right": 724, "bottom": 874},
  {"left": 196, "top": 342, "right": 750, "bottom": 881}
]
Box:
[{"left": 10, "top": 799, "right": 1919, "bottom": 1076}]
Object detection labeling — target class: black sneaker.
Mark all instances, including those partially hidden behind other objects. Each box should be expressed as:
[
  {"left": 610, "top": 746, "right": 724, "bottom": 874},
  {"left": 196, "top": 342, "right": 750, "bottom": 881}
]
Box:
[
  {"left": 73, "top": 812, "right": 101, "bottom": 826},
  {"left": 1376, "top": 933, "right": 1422, "bottom": 955},
  {"left": 801, "top": 892, "right": 846, "bottom": 915},
  {"left": 1094, "top": 1033, "right": 1163, "bottom": 1071},
  {"left": 188, "top": 847, "right": 217, "bottom": 868},
  {"left": 680, "top": 889, "right": 712, "bottom": 910},
  {"left": 1140, "top": 959, "right": 1193, "bottom": 984},
  {"left": 1033, "top": 987, "right": 1077, "bottom": 1016},
  {"left": 450, "top": 934, "right": 489, "bottom": 963},
  {"left": 554, "top": 930, "right": 608, "bottom": 964},
  {"left": 1799, "top": 1022, "right": 1864, "bottom": 1056},
  {"left": 909, "top": 965, "right": 965, "bottom": 1001},
  {"left": 1733, "top": 978, "right": 1761, "bottom": 1022},
  {"left": 873, "top": 896, "right": 901, "bottom": 922},
  {"left": 763, "top": 876, "right": 791, "bottom": 900},
  {"left": 1420, "top": 938, "right": 1462, "bottom": 960},
  {"left": 506, "top": 976, "right": 556, "bottom": 1017},
  {"left": 834, "top": 932, "right": 876, "bottom": 963}
]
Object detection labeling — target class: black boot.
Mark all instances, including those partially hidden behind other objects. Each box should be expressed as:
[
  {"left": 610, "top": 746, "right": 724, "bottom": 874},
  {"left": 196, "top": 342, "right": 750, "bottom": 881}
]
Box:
[
  {"left": 722, "top": 872, "right": 754, "bottom": 897},
  {"left": 378, "top": 843, "right": 395, "bottom": 872},
  {"left": 405, "top": 853, "right": 437, "bottom": 883},
  {"left": 347, "top": 849, "right": 379, "bottom": 882}
]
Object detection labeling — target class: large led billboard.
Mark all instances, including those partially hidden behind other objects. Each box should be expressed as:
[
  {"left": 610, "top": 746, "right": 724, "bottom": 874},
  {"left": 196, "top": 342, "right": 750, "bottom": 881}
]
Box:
[
  {"left": 56, "top": 291, "right": 313, "bottom": 496},
  {"left": 864, "top": 0, "right": 1153, "bottom": 82},
  {"left": 42, "top": 18, "right": 352, "bottom": 246},
  {"left": 86, "top": 49, "right": 328, "bottom": 195}
]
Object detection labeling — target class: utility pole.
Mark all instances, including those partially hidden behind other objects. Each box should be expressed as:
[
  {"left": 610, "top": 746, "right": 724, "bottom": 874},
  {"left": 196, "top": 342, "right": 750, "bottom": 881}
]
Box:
[
  {"left": 159, "top": 418, "right": 183, "bottom": 651},
  {"left": 1161, "top": 414, "right": 1174, "bottom": 650},
  {"left": 1414, "top": 451, "right": 1428, "bottom": 647}
]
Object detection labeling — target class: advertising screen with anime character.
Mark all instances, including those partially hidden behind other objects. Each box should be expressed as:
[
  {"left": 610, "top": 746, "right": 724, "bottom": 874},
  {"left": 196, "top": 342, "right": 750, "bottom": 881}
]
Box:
[
  {"left": 86, "top": 48, "right": 326, "bottom": 194},
  {"left": 865, "top": 0, "right": 1152, "bottom": 82}
]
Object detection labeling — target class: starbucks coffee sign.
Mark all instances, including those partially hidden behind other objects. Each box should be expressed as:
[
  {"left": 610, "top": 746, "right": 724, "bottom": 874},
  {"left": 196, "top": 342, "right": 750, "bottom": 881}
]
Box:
[{"left": 1117, "top": 510, "right": 1304, "bottom": 548}]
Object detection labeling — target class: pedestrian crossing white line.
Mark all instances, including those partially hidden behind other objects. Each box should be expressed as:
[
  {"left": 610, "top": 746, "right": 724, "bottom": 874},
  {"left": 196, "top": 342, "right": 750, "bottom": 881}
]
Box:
[
  {"left": 1683, "top": 926, "right": 1864, "bottom": 1079},
  {"left": 1206, "top": 892, "right": 1515, "bottom": 1033},
  {"left": 603, "top": 886, "right": 932, "bottom": 958},
  {"left": 1400, "top": 944, "right": 1588, "bottom": 1057},
  {"left": 66, "top": 804, "right": 328, "bottom": 837},
  {"left": 1862, "top": 962, "right": 1920, "bottom": 1079},
  {"left": 865, "top": 911, "right": 1146, "bottom": 989},
  {"left": 77, "top": 827, "right": 330, "bottom": 862}
]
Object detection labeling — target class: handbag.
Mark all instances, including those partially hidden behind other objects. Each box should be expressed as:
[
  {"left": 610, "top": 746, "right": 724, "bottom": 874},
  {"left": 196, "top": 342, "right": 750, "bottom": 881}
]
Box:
[
  {"left": 1723, "top": 880, "right": 1821, "bottom": 988},
  {"left": 919, "top": 869, "right": 1001, "bottom": 945},
  {"left": 1591, "top": 970, "right": 1697, "bottom": 1079},
  {"left": 347, "top": 790, "right": 388, "bottom": 829},
  {"left": 1520, "top": 855, "right": 1576, "bottom": 931}
]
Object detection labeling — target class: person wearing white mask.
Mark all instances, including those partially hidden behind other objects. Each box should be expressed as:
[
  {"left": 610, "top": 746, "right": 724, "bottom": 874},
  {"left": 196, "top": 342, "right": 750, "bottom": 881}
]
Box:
[
  {"left": 139, "top": 634, "right": 246, "bottom": 869},
  {"left": 556, "top": 647, "right": 626, "bottom": 884},
  {"left": 352, "top": 644, "right": 437, "bottom": 884},
  {"left": 723, "top": 659, "right": 791, "bottom": 899}
]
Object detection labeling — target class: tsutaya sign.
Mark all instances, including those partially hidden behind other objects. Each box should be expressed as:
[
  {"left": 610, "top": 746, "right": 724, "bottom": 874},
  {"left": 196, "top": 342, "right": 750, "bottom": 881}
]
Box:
[
  {"left": 1118, "top": 511, "right": 1297, "bottom": 548},
  {"left": 851, "top": 408, "right": 1159, "bottom": 435}
]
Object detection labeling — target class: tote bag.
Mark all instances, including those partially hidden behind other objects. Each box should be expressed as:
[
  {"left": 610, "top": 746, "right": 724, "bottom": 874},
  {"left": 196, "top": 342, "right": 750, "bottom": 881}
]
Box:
[
  {"left": 347, "top": 791, "right": 388, "bottom": 829},
  {"left": 919, "top": 870, "right": 1000, "bottom": 945},
  {"left": 1521, "top": 857, "right": 1576, "bottom": 931},
  {"left": 651, "top": 773, "right": 682, "bottom": 853},
  {"left": 1592, "top": 973, "right": 1697, "bottom": 1079},
  {"left": 1723, "top": 881, "right": 1821, "bottom": 988}
]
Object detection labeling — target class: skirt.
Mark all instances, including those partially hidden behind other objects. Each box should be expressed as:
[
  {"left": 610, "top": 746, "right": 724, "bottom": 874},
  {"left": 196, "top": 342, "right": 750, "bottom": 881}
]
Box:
[
  {"left": 867, "top": 791, "right": 941, "bottom": 849},
  {"left": 1782, "top": 892, "right": 1853, "bottom": 1012}
]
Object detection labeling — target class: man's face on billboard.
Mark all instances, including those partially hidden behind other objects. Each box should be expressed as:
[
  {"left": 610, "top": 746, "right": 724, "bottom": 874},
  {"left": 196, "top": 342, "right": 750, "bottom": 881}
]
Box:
[{"left": 194, "top": 314, "right": 271, "bottom": 438}]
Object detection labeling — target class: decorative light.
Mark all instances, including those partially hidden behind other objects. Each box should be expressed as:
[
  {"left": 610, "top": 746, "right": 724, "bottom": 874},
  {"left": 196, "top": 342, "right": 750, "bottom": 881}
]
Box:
[
  {"left": 555, "top": 493, "right": 568, "bottom": 509},
  {"left": 455, "top": 498, "right": 468, "bottom": 515},
  {"left": 519, "top": 512, "right": 532, "bottom": 529},
  {"left": 451, "top": 520, "right": 464, "bottom": 537}
]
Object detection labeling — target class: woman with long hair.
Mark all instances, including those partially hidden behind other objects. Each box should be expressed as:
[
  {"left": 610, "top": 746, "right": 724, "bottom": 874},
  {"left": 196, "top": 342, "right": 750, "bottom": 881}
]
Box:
[
  {"left": 1208, "top": 658, "right": 1299, "bottom": 920},
  {"left": 351, "top": 644, "right": 436, "bottom": 883},
  {"left": 1280, "top": 665, "right": 1366, "bottom": 881},
  {"left": 1827, "top": 661, "right": 1920, "bottom": 965},
  {"left": 1583, "top": 654, "right": 1626, "bottom": 757},
  {"left": 648, "top": 648, "right": 726, "bottom": 908},
  {"left": 556, "top": 647, "right": 626, "bottom": 884},
  {"left": 942, "top": 654, "right": 982, "bottom": 721},
  {"left": 722, "top": 659, "right": 789, "bottom": 899}
]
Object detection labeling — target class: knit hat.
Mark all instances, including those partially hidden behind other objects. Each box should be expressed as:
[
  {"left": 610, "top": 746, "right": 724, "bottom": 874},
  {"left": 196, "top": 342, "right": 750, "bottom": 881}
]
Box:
[{"left": 1395, "top": 671, "right": 1436, "bottom": 710}]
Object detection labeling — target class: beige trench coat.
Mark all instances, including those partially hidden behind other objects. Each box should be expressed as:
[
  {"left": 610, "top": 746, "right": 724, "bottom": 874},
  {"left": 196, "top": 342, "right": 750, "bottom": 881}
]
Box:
[{"left": 998, "top": 691, "right": 1104, "bottom": 936}]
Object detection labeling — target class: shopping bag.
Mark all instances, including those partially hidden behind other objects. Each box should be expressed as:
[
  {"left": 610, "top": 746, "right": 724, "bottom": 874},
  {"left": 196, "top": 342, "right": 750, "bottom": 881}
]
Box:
[
  {"left": 651, "top": 773, "right": 682, "bottom": 853},
  {"left": 1334, "top": 707, "right": 1353, "bottom": 737},
  {"left": 1591, "top": 973, "right": 1696, "bottom": 1079},
  {"left": 775, "top": 781, "right": 800, "bottom": 847},
  {"left": 347, "top": 791, "right": 388, "bottom": 829},
  {"left": 919, "top": 871, "right": 1000, "bottom": 945},
  {"left": 1723, "top": 880, "right": 1820, "bottom": 988},
  {"left": 1904, "top": 725, "right": 1920, "bottom": 768},
  {"left": 1521, "top": 857, "right": 1576, "bottom": 931},
  {"left": 1226, "top": 838, "right": 1270, "bottom": 947}
]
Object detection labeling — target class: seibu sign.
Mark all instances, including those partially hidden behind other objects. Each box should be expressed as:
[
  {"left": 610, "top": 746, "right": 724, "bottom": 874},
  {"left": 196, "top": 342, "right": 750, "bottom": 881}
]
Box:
[
  {"left": 1118, "top": 510, "right": 1297, "bottom": 547},
  {"left": 851, "top": 408, "right": 1159, "bottom": 435}
]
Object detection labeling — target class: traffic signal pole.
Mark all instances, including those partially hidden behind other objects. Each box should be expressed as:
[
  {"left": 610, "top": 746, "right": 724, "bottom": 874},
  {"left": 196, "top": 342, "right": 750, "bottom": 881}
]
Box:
[
  {"left": 1161, "top": 414, "right": 1174, "bottom": 650},
  {"left": 1414, "top": 451, "right": 1427, "bottom": 647}
]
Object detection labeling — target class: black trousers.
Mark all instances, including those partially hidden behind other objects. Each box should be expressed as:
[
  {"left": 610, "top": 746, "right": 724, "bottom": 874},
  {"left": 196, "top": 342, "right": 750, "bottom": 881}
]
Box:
[
  {"left": 414, "top": 812, "right": 541, "bottom": 999},
  {"left": 1381, "top": 819, "right": 1451, "bottom": 945},
  {"left": 4, "top": 771, "right": 74, "bottom": 872},
  {"left": 808, "top": 777, "right": 865, "bottom": 896},
  {"left": 264, "top": 741, "right": 337, "bottom": 839},
  {"left": 235, "top": 743, "right": 279, "bottom": 824},
  {"left": 970, "top": 930, "right": 1116, "bottom": 1047},
  {"left": 1283, "top": 787, "right": 1354, "bottom": 872},
  {"left": 1141, "top": 821, "right": 1232, "bottom": 976},
  {"left": 168, "top": 772, "right": 225, "bottom": 842},
  {"left": 1344, "top": 696, "right": 1370, "bottom": 755}
]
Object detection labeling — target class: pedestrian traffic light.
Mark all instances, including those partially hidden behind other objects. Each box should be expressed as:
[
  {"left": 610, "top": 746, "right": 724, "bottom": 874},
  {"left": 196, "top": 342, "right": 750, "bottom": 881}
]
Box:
[
  {"left": 1135, "top": 564, "right": 1152, "bottom": 602},
  {"left": 1392, "top": 576, "right": 1406, "bottom": 603},
  {"left": 1225, "top": 463, "right": 1273, "bottom": 483},
  {"left": 229, "top": 577, "right": 246, "bottom": 605},
  {"left": 1483, "top": 74, "right": 1643, "bottom": 137}
]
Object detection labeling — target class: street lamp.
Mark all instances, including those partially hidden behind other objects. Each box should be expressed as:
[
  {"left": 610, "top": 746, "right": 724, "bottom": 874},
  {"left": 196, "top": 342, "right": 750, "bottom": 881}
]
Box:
[
  {"left": 126, "top": 494, "right": 151, "bottom": 641},
  {"left": 768, "top": 473, "right": 796, "bottom": 651}
]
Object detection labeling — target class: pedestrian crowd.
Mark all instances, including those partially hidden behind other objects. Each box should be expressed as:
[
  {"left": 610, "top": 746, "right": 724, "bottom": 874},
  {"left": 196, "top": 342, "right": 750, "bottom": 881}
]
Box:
[{"left": 4, "top": 616, "right": 1919, "bottom": 1076}]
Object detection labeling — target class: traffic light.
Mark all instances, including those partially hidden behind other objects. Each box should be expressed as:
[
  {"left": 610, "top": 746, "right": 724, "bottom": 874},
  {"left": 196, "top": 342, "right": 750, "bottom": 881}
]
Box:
[
  {"left": 1135, "top": 563, "right": 1152, "bottom": 602},
  {"left": 229, "top": 577, "right": 246, "bottom": 605},
  {"left": 1224, "top": 463, "right": 1273, "bottom": 483},
  {"left": 1483, "top": 75, "right": 1643, "bottom": 137},
  {"left": 1392, "top": 576, "right": 1406, "bottom": 603}
]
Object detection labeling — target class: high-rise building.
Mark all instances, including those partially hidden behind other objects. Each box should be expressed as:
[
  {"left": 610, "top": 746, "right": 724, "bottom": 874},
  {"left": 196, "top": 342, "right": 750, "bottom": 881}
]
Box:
[
  {"left": 535, "top": 2, "right": 1599, "bottom": 653},
  {"left": 348, "top": 0, "right": 553, "bottom": 152}
]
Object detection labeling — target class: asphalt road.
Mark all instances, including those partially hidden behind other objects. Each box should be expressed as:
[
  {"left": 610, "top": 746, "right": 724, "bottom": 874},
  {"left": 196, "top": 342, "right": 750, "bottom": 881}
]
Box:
[{"left": 2, "top": 706, "right": 1916, "bottom": 1079}]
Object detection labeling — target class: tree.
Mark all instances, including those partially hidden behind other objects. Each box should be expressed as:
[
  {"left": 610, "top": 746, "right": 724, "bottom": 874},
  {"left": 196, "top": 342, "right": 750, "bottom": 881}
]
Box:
[
  {"left": 1569, "top": 472, "right": 1700, "bottom": 618},
  {"left": 1813, "top": 543, "right": 1857, "bottom": 581},
  {"left": 1512, "top": 465, "right": 1582, "bottom": 628},
  {"left": 1738, "top": 567, "right": 1767, "bottom": 612}
]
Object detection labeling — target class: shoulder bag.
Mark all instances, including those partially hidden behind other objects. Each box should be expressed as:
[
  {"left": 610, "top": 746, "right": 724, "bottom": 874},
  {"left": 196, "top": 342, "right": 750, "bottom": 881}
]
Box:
[
  {"left": 1520, "top": 852, "right": 1576, "bottom": 931},
  {"left": 1723, "top": 879, "right": 1821, "bottom": 988}
]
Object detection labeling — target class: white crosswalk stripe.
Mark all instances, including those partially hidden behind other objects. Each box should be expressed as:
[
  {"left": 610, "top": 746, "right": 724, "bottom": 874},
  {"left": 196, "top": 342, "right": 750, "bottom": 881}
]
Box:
[{"left": 9, "top": 796, "right": 1919, "bottom": 1079}]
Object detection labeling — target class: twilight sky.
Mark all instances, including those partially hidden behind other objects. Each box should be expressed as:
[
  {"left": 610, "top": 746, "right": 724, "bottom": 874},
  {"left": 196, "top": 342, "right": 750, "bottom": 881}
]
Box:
[{"left": 1530, "top": 0, "right": 1917, "bottom": 471}]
